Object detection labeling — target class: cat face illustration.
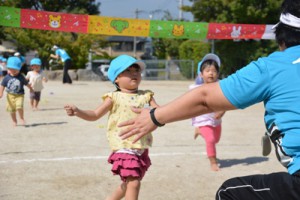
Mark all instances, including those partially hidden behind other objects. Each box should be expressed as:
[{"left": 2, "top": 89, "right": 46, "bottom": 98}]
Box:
[
  {"left": 49, "top": 15, "right": 61, "bottom": 28},
  {"left": 172, "top": 24, "right": 184, "bottom": 36}
]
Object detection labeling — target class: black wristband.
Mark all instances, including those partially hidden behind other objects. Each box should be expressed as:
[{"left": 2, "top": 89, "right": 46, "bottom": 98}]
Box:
[{"left": 150, "top": 108, "right": 165, "bottom": 127}]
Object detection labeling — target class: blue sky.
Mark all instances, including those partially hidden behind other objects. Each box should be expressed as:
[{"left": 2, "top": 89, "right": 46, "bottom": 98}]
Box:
[{"left": 96, "top": 0, "right": 193, "bottom": 21}]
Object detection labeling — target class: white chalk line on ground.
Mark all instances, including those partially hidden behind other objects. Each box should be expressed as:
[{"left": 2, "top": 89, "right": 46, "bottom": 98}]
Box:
[{"left": 0, "top": 152, "right": 205, "bottom": 164}]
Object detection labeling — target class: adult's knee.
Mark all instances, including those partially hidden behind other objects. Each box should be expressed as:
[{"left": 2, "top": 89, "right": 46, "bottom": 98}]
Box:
[{"left": 215, "top": 177, "right": 239, "bottom": 200}]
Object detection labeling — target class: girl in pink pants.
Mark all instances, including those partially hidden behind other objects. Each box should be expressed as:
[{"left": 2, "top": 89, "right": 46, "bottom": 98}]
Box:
[
  {"left": 198, "top": 125, "right": 222, "bottom": 170},
  {"left": 190, "top": 53, "right": 225, "bottom": 171}
]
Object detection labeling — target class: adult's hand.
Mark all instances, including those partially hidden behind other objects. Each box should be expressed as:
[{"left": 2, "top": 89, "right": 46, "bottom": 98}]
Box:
[
  {"left": 119, "top": 107, "right": 158, "bottom": 143},
  {"left": 64, "top": 104, "right": 79, "bottom": 116}
]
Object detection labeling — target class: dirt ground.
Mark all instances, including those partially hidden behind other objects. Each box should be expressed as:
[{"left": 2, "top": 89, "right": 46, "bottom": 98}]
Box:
[{"left": 0, "top": 80, "right": 285, "bottom": 200}]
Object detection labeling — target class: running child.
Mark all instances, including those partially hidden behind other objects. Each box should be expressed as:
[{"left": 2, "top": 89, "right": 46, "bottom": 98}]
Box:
[
  {"left": 190, "top": 53, "right": 225, "bottom": 171},
  {"left": 64, "top": 54, "right": 159, "bottom": 200},
  {"left": 26, "top": 58, "right": 48, "bottom": 110},
  {"left": 0, "top": 56, "right": 33, "bottom": 126}
]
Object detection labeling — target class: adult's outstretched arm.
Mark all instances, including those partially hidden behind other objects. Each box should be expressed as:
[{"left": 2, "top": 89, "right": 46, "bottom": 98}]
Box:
[{"left": 119, "top": 82, "right": 237, "bottom": 143}]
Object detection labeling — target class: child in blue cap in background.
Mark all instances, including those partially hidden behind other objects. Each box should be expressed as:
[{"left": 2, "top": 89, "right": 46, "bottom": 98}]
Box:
[
  {"left": 26, "top": 58, "right": 48, "bottom": 111},
  {"left": 0, "top": 57, "right": 7, "bottom": 79},
  {"left": 189, "top": 53, "right": 225, "bottom": 171},
  {"left": 64, "top": 54, "right": 159, "bottom": 200},
  {"left": 0, "top": 56, "right": 33, "bottom": 126}
]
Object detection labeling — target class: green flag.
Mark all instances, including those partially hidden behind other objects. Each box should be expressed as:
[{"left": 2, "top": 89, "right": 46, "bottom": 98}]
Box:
[
  {"left": 149, "top": 20, "right": 208, "bottom": 39},
  {"left": 0, "top": 6, "right": 21, "bottom": 27}
]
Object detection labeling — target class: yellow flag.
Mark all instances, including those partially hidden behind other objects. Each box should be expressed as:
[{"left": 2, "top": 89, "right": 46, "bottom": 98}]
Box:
[{"left": 88, "top": 16, "right": 150, "bottom": 36}]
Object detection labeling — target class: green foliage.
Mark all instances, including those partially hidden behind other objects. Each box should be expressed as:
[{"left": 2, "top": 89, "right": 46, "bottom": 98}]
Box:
[
  {"left": 179, "top": 40, "right": 210, "bottom": 79},
  {"left": 215, "top": 39, "right": 278, "bottom": 75},
  {"left": 16, "top": 0, "right": 100, "bottom": 15},
  {"left": 152, "top": 39, "right": 167, "bottom": 59},
  {"left": 188, "top": 0, "right": 281, "bottom": 24},
  {"left": 0, "top": 0, "right": 284, "bottom": 75},
  {"left": 0, "top": 0, "right": 104, "bottom": 69},
  {"left": 182, "top": 0, "right": 282, "bottom": 76},
  {"left": 50, "top": 32, "right": 107, "bottom": 69},
  {"left": 2, "top": 27, "right": 107, "bottom": 69},
  {"left": 152, "top": 38, "right": 187, "bottom": 59}
]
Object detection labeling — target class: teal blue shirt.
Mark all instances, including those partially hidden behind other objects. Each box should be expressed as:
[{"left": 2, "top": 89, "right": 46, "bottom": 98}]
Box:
[
  {"left": 220, "top": 45, "right": 300, "bottom": 174},
  {"left": 55, "top": 48, "right": 70, "bottom": 62}
]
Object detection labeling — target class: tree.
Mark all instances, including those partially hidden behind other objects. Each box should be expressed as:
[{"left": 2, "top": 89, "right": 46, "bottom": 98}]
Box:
[
  {"left": 16, "top": 0, "right": 100, "bottom": 15},
  {"left": 184, "top": 0, "right": 281, "bottom": 24},
  {"left": 181, "top": 0, "right": 282, "bottom": 75},
  {"left": 153, "top": 38, "right": 186, "bottom": 59},
  {"left": 179, "top": 40, "right": 210, "bottom": 79},
  {"left": 0, "top": 0, "right": 105, "bottom": 69}
]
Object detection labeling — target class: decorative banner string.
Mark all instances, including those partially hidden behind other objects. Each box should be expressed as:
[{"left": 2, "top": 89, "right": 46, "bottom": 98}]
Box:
[{"left": 0, "top": 6, "right": 275, "bottom": 40}]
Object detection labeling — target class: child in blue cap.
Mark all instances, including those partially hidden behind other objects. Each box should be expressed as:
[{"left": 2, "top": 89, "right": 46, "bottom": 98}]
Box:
[
  {"left": 0, "top": 57, "right": 7, "bottom": 79},
  {"left": 189, "top": 53, "right": 225, "bottom": 171},
  {"left": 26, "top": 58, "right": 48, "bottom": 110},
  {"left": 64, "top": 54, "right": 159, "bottom": 200},
  {"left": 0, "top": 56, "right": 33, "bottom": 126}
]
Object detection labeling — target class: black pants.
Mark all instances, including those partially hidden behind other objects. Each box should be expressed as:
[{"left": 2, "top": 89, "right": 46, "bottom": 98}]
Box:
[
  {"left": 63, "top": 59, "right": 72, "bottom": 84},
  {"left": 216, "top": 171, "right": 300, "bottom": 200}
]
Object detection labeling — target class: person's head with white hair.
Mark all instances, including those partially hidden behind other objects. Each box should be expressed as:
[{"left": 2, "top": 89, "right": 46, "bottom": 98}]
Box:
[
  {"left": 14, "top": 52, "right": 20, "bottom": 57},
  {"left": 51, "top": 45, "right": 59, "bottom": 51}
]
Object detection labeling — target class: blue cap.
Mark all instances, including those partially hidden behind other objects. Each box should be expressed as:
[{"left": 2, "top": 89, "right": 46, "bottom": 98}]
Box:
[
  {"left": 30, "top": 58, "right": 42, "bottom": 66},
  {"left": 7, "top": 56, "right": 22, "bottom": 70},
  {"left": 197, "top": 53, "right": 221, "bottom": 74},
  {"left": 108, "top": 55, "right": 145, "bottom": 83},
  {"left": 2, "top": 58, "right": 7, "bottom": 62}
]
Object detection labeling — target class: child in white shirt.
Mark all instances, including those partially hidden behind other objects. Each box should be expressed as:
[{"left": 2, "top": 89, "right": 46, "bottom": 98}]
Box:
[{"left": 26, "top": 58, "right": 47, "bottom": 110}]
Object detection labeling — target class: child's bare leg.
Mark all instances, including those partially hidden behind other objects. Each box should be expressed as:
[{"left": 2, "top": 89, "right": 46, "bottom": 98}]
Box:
[
  {"left": 194, "top": 127, "right": 200, "bottom": 139},
  {"left": 208, "top": 156, "right": 220, "bottom": 171},
  {"left": 34, "top": 100, "right": 40, "bottom": 110},
  {"left": 17, "top": 108, "right": 25, "bottom": 125},
  {"left": 10, "top": 112, "right": 17, "bottom": 126},
  {"left": 125, "top": 177, "right": 140, "bottom": 200},
  {"left": 106, "top": 182, "right": 126, "bottom": 200},
  {"left": 30, "top": 99, "right": 34, "bottom": 110}
]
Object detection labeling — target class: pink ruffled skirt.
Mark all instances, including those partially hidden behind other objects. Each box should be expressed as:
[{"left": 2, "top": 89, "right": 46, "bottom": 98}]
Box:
[{"left": 108, "top": 149, "right": 151, "bottom": 182}]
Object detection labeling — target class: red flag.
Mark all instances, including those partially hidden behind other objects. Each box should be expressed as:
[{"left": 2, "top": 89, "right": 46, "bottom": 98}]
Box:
[
  {"left": 207, "top": 23, "right": 266, "bottom": 40},
  {"left": 21, "top": 9, "right": 88, "bottom": 33}
]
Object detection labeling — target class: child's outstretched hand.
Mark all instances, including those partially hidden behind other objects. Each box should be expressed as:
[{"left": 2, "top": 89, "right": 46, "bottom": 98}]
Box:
[{"left": 64, "top": 104, "right": 78, "bottom": 116}]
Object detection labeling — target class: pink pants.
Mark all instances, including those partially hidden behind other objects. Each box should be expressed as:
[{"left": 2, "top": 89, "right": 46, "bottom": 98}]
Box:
[{"left": 198, "top": 125, "right": 221, "bottom": 157}]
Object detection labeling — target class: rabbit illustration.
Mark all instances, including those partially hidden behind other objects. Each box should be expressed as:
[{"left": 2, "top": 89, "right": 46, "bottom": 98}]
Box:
[{"left": 231, "top": 26, "right": 241, "bottom": 38}]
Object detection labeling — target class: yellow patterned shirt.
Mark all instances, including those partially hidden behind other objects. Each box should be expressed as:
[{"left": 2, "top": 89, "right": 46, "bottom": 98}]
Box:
[{"left": 102, "top": 90, "right": 154, "bottom": 151}]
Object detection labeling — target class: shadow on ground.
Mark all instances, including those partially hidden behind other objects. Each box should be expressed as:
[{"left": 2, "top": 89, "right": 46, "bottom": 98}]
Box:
[
  {"left": 38, "top": 108, "right": 64, "bottom": 111},
  {"left": 219, "top": 156, "right": 269, "bottom": 168},
  {"left": 25, "top": 122, "right": 67, "bottom": 127}
]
